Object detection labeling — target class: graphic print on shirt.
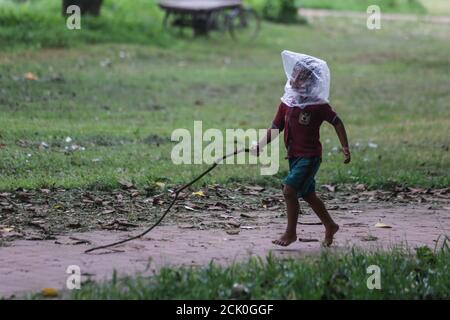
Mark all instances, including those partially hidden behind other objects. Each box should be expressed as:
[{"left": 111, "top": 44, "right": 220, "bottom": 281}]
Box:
[{"left": 298, "top": 111, "right": 311, "bottom": 125}]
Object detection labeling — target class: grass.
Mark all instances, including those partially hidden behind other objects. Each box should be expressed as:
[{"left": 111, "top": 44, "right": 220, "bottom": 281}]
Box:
[
  {"left": 0, "top": 0, "right": 169, "bottom": 50},
  {"left": 68, "top": 245, "right": 450, "bottom": 299},
  {"left": 299, "top": 0, "right": 427, "bottom": 14},
  {"left": 1, "top": 12, "right": 449, "bottom": 191}
]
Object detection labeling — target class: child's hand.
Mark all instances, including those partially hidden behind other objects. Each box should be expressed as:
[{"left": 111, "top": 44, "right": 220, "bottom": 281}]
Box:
[
  {"left": 250, "top": 144, "right": 262, "bottom": 157},
  {"left": 342, "top": 147, "right": 351, "bottom": 164}
]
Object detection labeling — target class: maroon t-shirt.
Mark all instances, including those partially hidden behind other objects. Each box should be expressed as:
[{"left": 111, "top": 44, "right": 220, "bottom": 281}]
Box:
[{"left": 272, "top": 102, "right": 338, "bottom": 158}]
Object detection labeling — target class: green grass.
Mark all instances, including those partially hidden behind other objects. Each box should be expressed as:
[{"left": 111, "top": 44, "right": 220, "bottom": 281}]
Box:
[
  {"left": 299, "top": 0, "right": 427, "bottom": 14},
  {"left": 1, "top": 14, "right": 449, "bottom": 191},
  {"left": 0, "top": 0, "right": 169, "bottom": 50},
  {"left": 69, "top": 245, "right": 450, "bottom": 299}
]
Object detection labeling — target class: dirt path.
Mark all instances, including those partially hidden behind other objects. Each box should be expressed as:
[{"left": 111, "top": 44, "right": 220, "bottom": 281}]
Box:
[
  {"left": 1, "top": 203, "right": 448, "bottom": 298},
  {"left": 300, "top": 8, "right": 450, "bottom": 24}
]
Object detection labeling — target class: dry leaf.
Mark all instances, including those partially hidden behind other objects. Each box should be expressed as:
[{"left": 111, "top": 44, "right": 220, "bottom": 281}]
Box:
[
  {"left": 374, "top": 222, "right": 392, "bottom": 228},
  {"left": 192, "top": 191, "right": 205, "bottom": 197},
  {"left": 227, "top": 220, "right": 241, "bottom": 228},
  {"left": 321, "top": 184, "right": 336, "bottom": 192},
  {"left": 155, "top": 182, "right": 166, "bottom": 189},
  {"left": 41, "top": 287, "right": 58, "bottom": 297},
  {"left": 361, "top": 235, "right": 378, "bottom": 241},
  {"left": 118, "top": 179, "right": 134, "bottom": 189}
]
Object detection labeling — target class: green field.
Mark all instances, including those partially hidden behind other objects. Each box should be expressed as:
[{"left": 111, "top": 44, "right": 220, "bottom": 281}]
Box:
[
  {"left": 1, "top": 11, "right": 449, "bottom": 191},
  {"left": 66, "top": 245, "right": 450, "bottom": 299}
]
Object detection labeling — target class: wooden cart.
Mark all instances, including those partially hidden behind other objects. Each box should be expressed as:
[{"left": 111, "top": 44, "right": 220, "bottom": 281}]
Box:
[{"left": 157, "top": 0, "right": 260, "bottom": 40}]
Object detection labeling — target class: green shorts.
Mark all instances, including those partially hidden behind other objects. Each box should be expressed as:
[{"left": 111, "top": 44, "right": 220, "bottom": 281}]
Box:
[{"left": 283, "top": 156, "right": 321, "bottom": 199}]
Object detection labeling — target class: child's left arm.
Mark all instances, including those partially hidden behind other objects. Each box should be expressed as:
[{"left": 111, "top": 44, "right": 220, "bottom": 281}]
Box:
[{"left": 333, "top": 117, "right": 351, "bottom": 164}]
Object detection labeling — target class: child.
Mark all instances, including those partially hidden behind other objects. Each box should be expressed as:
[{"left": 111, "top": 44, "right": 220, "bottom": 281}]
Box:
[{"left": 252, "top": 51, "right": 350, "bottom": 247}]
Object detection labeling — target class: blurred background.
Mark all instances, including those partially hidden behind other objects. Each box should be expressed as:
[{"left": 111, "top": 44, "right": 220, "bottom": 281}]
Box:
[{"left": 0, "top": 0, "right": 449, "bottom": 191}]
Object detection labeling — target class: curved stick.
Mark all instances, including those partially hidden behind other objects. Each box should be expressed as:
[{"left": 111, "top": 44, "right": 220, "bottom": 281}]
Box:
[{"left": 85, "top": 148, "right": 250, "bottom": 253}]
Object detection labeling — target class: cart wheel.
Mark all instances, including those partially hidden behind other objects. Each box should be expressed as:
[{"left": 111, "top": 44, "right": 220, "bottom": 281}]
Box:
[
  {"left": 206, "top": 10, "right": 229, "bottom": 39},
  {"left": 228, "top": 8, "right": 261, "bottom": 42}
]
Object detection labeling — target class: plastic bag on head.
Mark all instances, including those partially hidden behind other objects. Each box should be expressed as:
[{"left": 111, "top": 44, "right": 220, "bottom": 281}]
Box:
[{"left": 280, "top": 50, "right": 330, "bottom": 108}]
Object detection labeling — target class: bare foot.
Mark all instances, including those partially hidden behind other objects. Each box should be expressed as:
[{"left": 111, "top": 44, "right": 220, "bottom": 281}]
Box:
[
  {"left": 323, "top": 223, "right": 339, "bottom": 247},
  {"left": 272, "top": 233, "right": 297, "bottom": 247}
]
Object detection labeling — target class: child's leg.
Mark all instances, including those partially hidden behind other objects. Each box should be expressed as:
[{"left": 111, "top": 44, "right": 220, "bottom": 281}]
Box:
[
  {"left": 303, "top": 191, "right": 339, "bottom": 246},
  {"left": 272, "top": 184, "right": 299, "bottom": 246}
]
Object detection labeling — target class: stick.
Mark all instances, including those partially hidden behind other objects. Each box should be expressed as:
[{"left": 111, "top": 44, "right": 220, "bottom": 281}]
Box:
[{"left": 85, "top": 148, "right": 250, "bottom": 253}]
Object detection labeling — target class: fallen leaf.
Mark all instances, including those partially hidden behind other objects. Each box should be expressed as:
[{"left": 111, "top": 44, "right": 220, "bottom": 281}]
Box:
[
  {"left": 227, "top": 220, "right": 241, "bottom": 228},
  {"left": 192, "top": 191, "right": 205, "bottom": 197},
  {"left": 118, "top": 179, "right": 134, "bottom": 189},
  {"left": 374, "top": 222, "right": 392, "bottom": 228},
  {"left": 361, "top": 235, "right": 378, "bottom": 241},
  {"left": 1, "top": 227, "right": 14, "bottom": 233},
  {"left": 155, "top": 182, "right": 166, "bottom": 189},
  {"left": 41, "top": 288, "right": 58, "bottom": 297},
  {"left": 244, "top": 185, "right": 265, "bottom": 192},
  {"left": 321, "top": 184, "right": 336, "bottom": 192},
  {"left": 240, "top": 226, "right": 256, "bottom": 230},
  {"left": 53, "top": 204, "right": 64, "bottom": 210}
]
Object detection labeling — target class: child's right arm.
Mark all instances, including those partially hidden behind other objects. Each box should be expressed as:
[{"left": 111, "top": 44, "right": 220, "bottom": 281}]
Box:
[
  {"left": 251, "top": 104, "right": 285, "bottom": 156},
  {"left": 251, "top": 126, "right": 280, "bottom": 156}
]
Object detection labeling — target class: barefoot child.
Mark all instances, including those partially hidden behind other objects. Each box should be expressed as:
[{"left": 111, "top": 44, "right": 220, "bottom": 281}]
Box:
[{"left": 252, "top": 51, "right": 350, "bottom": 247}]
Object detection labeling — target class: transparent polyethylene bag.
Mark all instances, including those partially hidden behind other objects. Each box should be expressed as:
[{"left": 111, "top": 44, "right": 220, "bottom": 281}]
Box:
[{"left": 280, "top": 50, "right": 330, "bottom": 108}]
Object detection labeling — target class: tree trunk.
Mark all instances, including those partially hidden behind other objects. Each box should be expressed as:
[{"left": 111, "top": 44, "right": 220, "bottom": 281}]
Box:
[{"left": 62, "top": 0, "right": 104, "bottom": 16}]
